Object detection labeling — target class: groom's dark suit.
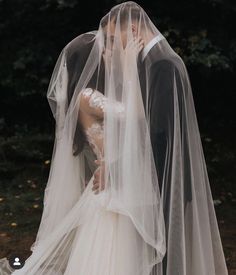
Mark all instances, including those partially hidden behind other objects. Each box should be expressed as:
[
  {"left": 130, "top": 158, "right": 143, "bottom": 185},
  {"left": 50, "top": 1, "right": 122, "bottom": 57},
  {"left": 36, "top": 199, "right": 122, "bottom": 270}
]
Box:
[{"left": 138, "top": 39, "right": 192, "bottom": 274}]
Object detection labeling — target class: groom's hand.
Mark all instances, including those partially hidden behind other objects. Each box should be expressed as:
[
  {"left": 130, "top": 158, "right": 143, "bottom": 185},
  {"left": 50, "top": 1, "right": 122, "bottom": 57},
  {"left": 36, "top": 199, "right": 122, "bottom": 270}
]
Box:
[{"left": 92, "top": 159, "right": 105, "bottom": 194}]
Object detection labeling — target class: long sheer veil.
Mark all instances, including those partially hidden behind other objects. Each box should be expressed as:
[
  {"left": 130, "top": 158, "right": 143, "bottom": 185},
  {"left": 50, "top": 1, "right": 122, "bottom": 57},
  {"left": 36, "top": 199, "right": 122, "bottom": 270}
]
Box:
[{"left": 8, "top": 1, "right": 228, "bottom": 275}]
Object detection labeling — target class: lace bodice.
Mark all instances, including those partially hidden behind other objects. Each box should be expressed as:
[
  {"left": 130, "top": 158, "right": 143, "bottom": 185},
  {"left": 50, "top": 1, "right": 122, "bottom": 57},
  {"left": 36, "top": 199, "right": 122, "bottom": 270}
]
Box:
[
  {"left": 79, "top": 88, "right": 125, "bottom": 160},
  {"left": 85, "top": 121, "right": 104, "bottom": 160}
]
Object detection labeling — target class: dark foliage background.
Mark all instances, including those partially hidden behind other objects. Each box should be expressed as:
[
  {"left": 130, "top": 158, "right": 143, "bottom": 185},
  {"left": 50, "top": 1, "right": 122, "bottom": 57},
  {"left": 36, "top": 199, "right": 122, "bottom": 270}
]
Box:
[{"left": 0, "top": 0, "right": 235, "bottom": 272}]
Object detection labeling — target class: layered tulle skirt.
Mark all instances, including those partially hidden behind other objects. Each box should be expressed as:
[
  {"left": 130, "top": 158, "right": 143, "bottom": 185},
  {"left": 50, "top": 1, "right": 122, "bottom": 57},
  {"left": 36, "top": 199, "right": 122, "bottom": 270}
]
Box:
[{"left": 7, "top": 174, "right": 158, "bottom": 275}]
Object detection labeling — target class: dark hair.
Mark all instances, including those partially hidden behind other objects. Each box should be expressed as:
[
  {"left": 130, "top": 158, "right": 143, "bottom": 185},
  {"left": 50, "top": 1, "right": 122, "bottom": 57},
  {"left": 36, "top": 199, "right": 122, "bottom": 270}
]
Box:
[
  {"left": 65, "top": 33, "right": 105, "bottom": 157},
  {"left": 72, "top": 60, "right": 105, "bottom": 157},
  {"left": 72, "top": 120, "right": 87, "bottom": 157}
]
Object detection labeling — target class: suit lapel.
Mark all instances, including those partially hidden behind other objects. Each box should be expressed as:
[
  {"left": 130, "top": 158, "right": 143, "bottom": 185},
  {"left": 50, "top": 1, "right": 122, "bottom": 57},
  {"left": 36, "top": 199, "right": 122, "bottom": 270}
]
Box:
[{"left": 137, "top": 52, "right": 147, "bottom": 111}]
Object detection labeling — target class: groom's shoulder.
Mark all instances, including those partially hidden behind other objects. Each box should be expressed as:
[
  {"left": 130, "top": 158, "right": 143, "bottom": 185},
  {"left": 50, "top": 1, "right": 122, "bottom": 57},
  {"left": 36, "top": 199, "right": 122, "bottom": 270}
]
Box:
[
  {"left": 151, "top": 58, "right": 176, "bottom": 72},
  {"left": 150, "top": 56, "right": 185, "bottom": 79}
]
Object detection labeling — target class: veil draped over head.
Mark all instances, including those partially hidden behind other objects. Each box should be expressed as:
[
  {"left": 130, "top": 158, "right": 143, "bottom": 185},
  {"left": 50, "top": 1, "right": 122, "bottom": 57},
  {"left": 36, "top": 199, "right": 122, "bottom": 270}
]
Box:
[{"left": 9, "top": 1, "right": 228, "bottom": 275}]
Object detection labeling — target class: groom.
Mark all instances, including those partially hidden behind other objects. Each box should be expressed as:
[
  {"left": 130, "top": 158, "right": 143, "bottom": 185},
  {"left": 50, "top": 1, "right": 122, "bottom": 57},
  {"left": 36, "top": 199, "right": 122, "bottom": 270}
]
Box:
[
  {"left": 94, "top": 6, "right": 175, "bottom": 193},
  {"left": 93, "top": 2, "right": 193, "bottom": 274}
]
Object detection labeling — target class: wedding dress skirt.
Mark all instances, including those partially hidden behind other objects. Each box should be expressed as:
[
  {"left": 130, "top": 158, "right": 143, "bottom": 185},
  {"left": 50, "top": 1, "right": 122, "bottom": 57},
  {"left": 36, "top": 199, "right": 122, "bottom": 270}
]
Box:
[
  {"left": 8, "top": 173, "right": 156, "bottom": 275},
  {"left": 63, "top": 176, "right": 144, "bottom": 275}
]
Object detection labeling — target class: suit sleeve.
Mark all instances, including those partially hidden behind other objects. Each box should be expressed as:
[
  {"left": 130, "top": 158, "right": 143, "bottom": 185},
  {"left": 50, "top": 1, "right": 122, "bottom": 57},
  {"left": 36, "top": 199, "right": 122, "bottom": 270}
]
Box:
[
  {"left": 149, "top": 59, "right": 192, "bottom": 204},
  {"left": 148, "top": 59, "right": 175, "bottom": 189}
]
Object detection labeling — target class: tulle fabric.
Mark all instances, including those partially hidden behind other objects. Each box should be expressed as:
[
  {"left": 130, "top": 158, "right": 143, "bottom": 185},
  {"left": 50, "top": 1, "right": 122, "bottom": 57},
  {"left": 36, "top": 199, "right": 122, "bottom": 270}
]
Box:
[
  {"left": 10, "top": 175, "right": 158, "bottom": 275},
  {"left": 26, "top": 2, "right": 166, "bottom": 273},
  {"left": 0, "top": 1, "right": 228, "bottom": 275}
]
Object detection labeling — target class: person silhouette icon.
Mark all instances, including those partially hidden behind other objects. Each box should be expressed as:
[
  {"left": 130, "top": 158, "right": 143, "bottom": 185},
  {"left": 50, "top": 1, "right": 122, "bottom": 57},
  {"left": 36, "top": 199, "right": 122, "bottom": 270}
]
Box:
[
  {"left": 8, "top": 254, "right": 25, "bottom": 270},
  {"left": 13, "top": 257, "right": 21, "bottom": 266}
]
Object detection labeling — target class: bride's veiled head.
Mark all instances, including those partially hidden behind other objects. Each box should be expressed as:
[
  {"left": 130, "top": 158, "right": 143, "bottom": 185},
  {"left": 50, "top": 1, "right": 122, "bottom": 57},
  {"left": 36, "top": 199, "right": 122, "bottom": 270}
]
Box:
[{"left": 66, "top": 32, "right": 106, "bottom": 156}]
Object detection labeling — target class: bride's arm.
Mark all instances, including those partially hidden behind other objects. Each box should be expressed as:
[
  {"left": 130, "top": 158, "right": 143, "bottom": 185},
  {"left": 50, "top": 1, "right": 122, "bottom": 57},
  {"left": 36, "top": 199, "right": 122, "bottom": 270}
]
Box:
[
  {"left": 79, "top": 88, "right": 125, "bottom": 194},
  {"left": 79, "top": 87, "right": 125, "bottom": 119},
  {"left": 79, "top": 88, "right": 107, "bottom": 119}
]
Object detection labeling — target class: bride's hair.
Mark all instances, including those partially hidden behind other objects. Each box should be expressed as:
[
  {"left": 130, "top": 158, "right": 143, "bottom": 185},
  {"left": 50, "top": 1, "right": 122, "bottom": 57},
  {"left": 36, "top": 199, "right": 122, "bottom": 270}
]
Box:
[
  {"left": 71, "top": 59, "right": 105, "bottom": 157},
  {"left": 72, "top": 71, "right": 104, "bottom": 156}
]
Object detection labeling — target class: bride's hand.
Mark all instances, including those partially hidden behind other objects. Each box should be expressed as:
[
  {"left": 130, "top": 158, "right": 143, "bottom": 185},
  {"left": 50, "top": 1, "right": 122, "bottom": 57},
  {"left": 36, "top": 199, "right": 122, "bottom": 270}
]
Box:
[
  {"left": 92, "top": 159, "right": 105, "bottom": 194},
  {"left": 124, "top": 36, "right": 144, "bottom": 58}
]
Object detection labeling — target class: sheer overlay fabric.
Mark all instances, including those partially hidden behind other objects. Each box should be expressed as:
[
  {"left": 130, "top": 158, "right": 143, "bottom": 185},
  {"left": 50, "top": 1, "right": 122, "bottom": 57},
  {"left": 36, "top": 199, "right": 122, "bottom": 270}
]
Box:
[{"left": 0, "top": 1, "right": 228, "bottom": 275}]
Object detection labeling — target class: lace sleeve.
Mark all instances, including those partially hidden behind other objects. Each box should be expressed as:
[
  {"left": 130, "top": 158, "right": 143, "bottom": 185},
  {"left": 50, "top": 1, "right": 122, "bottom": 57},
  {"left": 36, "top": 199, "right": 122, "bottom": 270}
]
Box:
[{"left": 79, "top": 88, "right": 125, "bottom": 118}]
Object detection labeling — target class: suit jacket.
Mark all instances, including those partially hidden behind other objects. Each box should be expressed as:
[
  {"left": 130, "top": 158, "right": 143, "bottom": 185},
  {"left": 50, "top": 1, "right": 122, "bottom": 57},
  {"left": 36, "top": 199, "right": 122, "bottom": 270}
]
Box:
[
  {"left": 138, "top": 42, "right": 193, "bottom": 275},
  {"left": 138, "top": 45, "right": 192, "bottom": 207}
]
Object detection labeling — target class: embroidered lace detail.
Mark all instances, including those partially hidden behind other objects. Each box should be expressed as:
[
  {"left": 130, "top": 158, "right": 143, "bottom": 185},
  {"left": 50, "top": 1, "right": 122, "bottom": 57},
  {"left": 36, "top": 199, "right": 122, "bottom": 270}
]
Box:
[
  {"left": 80, "top": 88, "right": 108, "bottom": 112},
  {"left": 90, "top": 91, "right": 108, "bottom": 111},
  {"left": 86, "top": 122, "right": 104, "bottom": 139},
  {"left": 81, "top": 87, "right": 93, "bottom": 97},
  {"left": 85, "top": 122, "right": 104, "bottom": 159},
  {"left": 80, "top": 88, "right": 125, "bottom": 115},
  {"left": 80, "top": 87, "right": 125, "bottom": 160}
]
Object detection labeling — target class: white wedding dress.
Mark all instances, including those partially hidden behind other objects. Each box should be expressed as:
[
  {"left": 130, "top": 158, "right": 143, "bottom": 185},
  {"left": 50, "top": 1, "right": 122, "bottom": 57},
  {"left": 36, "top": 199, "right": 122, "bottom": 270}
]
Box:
[
  {"left": 0, "top": 88, "right": 156, "bottom": 275},
  {"left": 63, "top": 89, "right": 144, "bottom": 275}
]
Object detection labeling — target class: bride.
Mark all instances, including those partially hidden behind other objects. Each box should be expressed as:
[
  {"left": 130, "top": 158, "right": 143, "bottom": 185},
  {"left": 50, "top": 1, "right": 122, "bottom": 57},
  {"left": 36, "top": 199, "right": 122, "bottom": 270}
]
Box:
[{"left": 0, "top": 1, "right": 228, "bottom": 275}]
